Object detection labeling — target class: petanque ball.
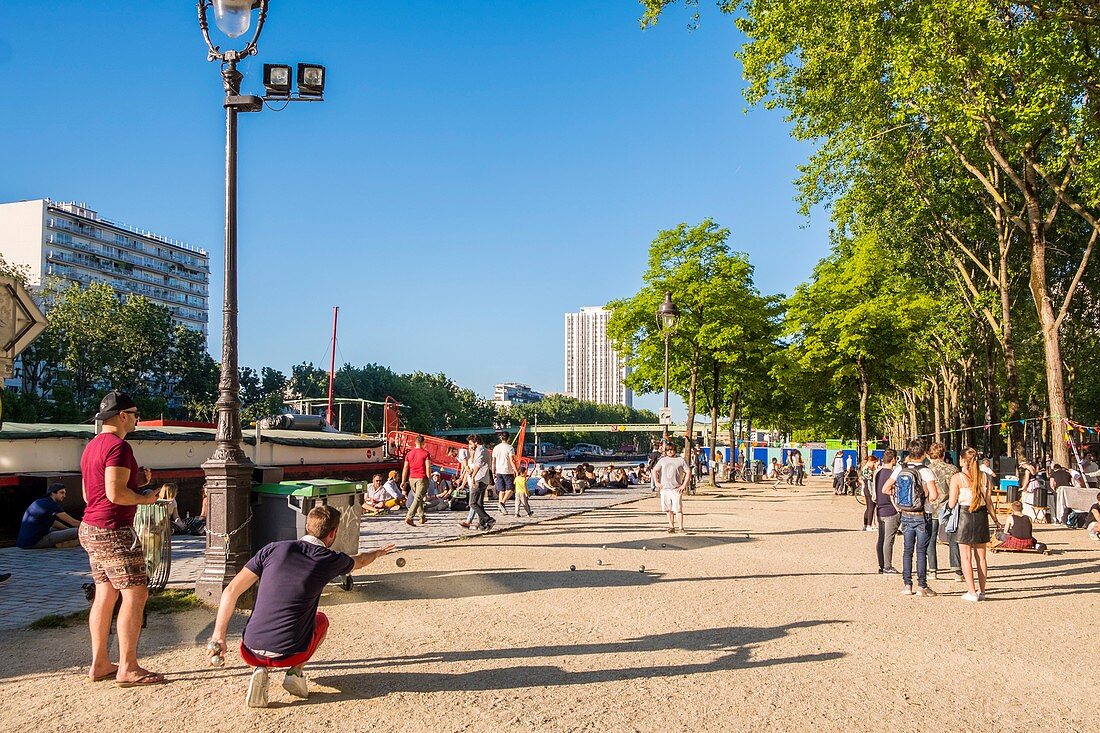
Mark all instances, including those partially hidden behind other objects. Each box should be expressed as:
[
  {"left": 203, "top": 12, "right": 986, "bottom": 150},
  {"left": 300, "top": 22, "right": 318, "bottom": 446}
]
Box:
[
  {"left": 596, "top": 559, "right": 603, "bottom": 566},
  {"left": 639, "top": 566, "right": 645, "bottom": 573},
  {"left": 395, "top": 557, "right": 406, "bottom": 567},
  {"left": 642, "top": 545, "right": 647, "bottom": 551},
  {"left": 210, "top": 655, "right": 224, "bottom": 667},
  {"left": 569, "top": 564, "right": 576, "bottom": 571}
]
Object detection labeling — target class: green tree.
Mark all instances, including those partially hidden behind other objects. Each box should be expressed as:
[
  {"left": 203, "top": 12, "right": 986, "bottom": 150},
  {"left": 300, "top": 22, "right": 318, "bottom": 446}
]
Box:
[
  {"left": 639, "top": 0, "right": 1100, "bottom": 465},
  {"left": 785, "top": 233, "right": 937, "bottom": 459},
  {"left": 608, "top": 219, "right": 773, "bottom": 465}
]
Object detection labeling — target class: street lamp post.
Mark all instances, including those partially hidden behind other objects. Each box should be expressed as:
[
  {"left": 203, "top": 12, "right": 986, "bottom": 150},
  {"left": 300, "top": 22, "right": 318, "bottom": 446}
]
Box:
[
  {"left": 656, "top": 291, "right": 679, "bottom": 442},
  {"left": 194, "top": 0, "right": 269, "bottom": 606}
]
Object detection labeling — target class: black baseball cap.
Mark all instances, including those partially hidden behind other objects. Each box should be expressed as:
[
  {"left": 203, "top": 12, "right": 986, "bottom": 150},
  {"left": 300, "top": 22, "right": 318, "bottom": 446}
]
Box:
[{"left": 94, "top": 390, "right": 137, "bottom": 421}]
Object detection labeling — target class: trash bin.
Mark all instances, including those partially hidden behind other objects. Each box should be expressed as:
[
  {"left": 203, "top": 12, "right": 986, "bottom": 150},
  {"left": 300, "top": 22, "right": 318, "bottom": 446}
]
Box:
[
  {"left": 134, "top": 500, "right": 173, "bottom": 591},
  {"left": 251, "top": 479, "right": 365, "bottom": 588}
]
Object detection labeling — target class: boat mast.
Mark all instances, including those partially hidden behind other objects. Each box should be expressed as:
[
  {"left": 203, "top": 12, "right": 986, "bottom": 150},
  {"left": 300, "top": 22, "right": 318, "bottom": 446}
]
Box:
[{"left": 326, "top": 306, "right": 338, "bottom": 428}]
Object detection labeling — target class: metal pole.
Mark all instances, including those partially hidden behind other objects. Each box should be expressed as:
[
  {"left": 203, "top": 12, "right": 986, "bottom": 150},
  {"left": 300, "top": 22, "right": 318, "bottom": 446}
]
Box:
[
  {"left": 197, "top": 58, "right": 256, "bottom": 607},
  {"left": 326, "top": 306, "right": 338, "bottom": 426},
  {"left": 662, "top": 332, "right": 670, "bottom": 441}
]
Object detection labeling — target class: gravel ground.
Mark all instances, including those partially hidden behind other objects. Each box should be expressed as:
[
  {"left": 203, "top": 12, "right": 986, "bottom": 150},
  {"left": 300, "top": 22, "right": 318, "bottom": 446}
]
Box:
[{"left": 3, "top": 477, "right": 1096, "bottom": 733}]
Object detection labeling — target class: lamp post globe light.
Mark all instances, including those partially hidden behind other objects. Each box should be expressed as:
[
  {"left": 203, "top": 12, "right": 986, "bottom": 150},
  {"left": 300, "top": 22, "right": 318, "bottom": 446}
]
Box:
[
  {"left": 194, "top": 1, "right": 327, "bottom": 606},
  {"left": 656, "top": 291, "right": 679, "bottom": 441},
  {"left": 193, "top": 0, "right": 271, "bottom": 607}
]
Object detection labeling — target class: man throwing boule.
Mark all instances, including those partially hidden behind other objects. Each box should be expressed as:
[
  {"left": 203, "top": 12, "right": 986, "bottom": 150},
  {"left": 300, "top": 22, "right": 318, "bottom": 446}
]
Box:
[{"left": 209, "top": 504, "right": 395, "bottom": 707}]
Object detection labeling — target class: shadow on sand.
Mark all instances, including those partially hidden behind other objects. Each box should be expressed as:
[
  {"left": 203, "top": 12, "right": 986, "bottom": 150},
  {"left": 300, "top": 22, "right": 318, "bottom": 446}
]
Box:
[{"left": 293, "top": 620, "right": 848, "bottom": 704}]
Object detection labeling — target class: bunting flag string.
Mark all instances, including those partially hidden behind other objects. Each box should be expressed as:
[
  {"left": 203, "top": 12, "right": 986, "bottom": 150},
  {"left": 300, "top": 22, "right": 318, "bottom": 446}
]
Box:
[{"left": 907, "top": 416, "right": 1047, "bottom": 440}]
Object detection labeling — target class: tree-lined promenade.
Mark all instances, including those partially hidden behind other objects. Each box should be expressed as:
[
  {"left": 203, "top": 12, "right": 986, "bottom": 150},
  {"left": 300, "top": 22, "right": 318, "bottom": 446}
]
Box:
[{"left": 625, "top": 0, "right": 1100, "bottom": 464}]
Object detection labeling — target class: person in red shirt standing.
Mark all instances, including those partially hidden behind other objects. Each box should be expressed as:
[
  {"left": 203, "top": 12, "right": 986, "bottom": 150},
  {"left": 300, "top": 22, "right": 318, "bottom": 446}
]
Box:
[
  {"left": 402, "top": 435, "right": 433, "bottom": 526},
  {"left": 79, "top": 390, "right": 163, "bottom": 686}
]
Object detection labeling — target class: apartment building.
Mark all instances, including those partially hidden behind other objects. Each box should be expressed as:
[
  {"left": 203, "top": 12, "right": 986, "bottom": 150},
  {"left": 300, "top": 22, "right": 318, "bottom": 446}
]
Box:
[{"left": 0, "top": 199, "right": 209, "bottom": 335}]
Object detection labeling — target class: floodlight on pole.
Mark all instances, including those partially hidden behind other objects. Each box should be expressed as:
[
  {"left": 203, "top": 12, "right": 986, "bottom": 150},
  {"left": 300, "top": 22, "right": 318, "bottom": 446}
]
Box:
[
  {"left": 297, "top": 63, "right": 326, "bottom": 97},
  {"left": 263, "top": 63, "right": 293, "bottom": 96}
]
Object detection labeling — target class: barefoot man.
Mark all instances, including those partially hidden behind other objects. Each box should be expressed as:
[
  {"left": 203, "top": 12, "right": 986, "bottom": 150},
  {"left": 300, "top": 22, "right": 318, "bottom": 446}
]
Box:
[
  {"left": 654, "top": 441, "right": 690, "bottom": 533},
  {"left": 79, "top": 390, "right": 161, "bottom": 686},
  {"left": 209, "top": 504, "right": 395, "bottom": 707}
]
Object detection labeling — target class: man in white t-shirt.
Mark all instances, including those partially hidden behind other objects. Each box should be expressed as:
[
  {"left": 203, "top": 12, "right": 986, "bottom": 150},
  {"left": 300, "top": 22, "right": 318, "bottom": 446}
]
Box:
[
  {"left": 653, "top": 443, "right": 690, "bottom": 533},
  {"left": 491, "top": 431, "right": 517, "bottom": 514}
]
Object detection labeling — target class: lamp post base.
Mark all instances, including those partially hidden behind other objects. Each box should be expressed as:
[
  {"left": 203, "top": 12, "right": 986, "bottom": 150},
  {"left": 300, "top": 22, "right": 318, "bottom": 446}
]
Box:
[{"left": 195, "top": 457, "right": 255, "bottom": 608}]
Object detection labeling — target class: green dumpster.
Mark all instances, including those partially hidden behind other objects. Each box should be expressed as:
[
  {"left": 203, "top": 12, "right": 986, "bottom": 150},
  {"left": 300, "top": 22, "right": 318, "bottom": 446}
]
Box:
[{"left": 251, "top": 479, "right": 365, "bottom": 565}]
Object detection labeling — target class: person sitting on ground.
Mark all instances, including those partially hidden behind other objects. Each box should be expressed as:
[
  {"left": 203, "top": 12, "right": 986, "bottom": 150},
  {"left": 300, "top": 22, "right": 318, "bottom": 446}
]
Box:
[
  {"left": 608, "top": 465, "right": 628, "bottom": 489},
  {"left": 996, "top": 500, "right": 1046, "bottom": 551},
  {"left": 533, "top": 469, "right": 556, "bottom": 497},
  {"left": 363, "top": 473, "right": 404, "bottom": 514},
  {"left": 572, "top": 466, "right": 591, "bottom": 494},
  {"left": 383, "top": 470, "right": 405, "bottom": 501},
  {"left": 156, "top": 483, "right": 188, "bottom": 534},
  {"left": 1087, "top": 492, "right": 1100, "bottom": 541},
  {"left": 17, "top": 484, "right": 80, "bottom": 549},
  {"left": 425, "top": 471, "right": 453, "bottom": 511},
  {"left": 584, "top": 464, "right": 598, "bottom": 488},
  {"left": 209, "top": 505, "right": 395, "bottom": 708}
]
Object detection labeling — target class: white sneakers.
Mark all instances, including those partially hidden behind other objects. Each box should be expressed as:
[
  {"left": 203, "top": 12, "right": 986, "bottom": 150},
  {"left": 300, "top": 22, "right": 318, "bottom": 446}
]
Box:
[
  {"left": 960, "top": 591, "right": 980, "bottom": 602},
  {"left": 282, "top": 669, "right": 309, "bottom": 699},
  {"left": 246, "top": 666, "right": 309, "bottom": 707},
  {"left": 246, "top": 667, "right": 269, "bottom": 708}
]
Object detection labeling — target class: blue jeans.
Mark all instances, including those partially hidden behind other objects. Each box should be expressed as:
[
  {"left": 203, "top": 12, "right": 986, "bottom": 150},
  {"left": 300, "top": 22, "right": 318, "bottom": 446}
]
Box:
[{"left": 900, "top": 513, "right": 931, "bottom": 588}]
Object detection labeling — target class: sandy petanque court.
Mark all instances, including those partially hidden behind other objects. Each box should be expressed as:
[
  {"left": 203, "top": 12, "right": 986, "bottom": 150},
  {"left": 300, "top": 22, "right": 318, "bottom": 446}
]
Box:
[{"left": 2, "top": 478, "right": 1096, "bottom": 733}]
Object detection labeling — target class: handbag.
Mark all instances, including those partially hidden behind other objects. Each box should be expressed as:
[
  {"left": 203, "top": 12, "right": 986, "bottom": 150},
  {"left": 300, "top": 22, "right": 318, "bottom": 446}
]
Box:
[{"left": 940, "top": 502, "right": 961, "bottom": 534}]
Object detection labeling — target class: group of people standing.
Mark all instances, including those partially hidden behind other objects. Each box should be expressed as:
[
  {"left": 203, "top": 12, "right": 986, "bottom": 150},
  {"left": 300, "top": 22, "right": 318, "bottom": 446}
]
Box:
[{"left": 866, "top": 439, "right": 1006, "bottom": 602}]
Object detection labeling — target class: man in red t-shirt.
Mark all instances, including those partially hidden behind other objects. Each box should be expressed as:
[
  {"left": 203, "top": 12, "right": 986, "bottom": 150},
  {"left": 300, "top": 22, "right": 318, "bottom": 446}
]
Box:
[
  {"left": 402, "top": 435, "right": 433, "bottom": 526},
  {"left": 79, "top": 390, "right": 162, "bottom": 687}
]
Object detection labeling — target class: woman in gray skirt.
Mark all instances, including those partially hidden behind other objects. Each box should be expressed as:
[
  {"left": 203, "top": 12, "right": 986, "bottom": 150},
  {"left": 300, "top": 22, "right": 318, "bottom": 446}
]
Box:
[{"left": 948, "top": 447, "right": 1002, "bottom": 602}]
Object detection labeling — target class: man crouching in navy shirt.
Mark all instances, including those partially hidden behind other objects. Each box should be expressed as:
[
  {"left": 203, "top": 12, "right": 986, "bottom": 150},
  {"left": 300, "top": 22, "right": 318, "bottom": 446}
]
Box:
[{"left": 209, "top": 504, "right": 395, "bottom": 707}]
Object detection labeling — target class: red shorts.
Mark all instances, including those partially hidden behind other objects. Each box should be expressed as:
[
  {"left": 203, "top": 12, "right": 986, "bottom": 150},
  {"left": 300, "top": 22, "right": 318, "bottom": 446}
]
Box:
[{"left": 240, "top": 612, "right": 329, "bottom": 668}]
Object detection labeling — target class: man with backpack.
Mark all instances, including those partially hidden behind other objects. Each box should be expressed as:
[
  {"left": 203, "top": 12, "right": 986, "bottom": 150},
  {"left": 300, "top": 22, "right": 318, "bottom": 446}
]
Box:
[{"left": 882, "top": 438, "right": 941, "bottom": 597}]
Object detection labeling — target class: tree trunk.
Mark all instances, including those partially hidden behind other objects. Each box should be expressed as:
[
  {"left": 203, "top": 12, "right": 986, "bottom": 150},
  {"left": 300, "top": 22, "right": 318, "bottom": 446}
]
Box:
[
  {"left": 906, "top": 390, "right": 918, "bottom": 440},
  {"left": 684, "top": 345, "right": 700, "bottom": 481},
  {"left": 983, "top": 332, "right": 1000, "bottom": 459},
  {"left": 1030, "top": 239, "right": 1071, "bottom": 466},
  {"left": 997, "top": 223, "right": 1025, "bottom": 457},
  {"left": 930, "top": 378, "right": 942, "bottom": 444},
  {"left": 857, "top": 361, "right": 870, "bottom": 463},
  {"left": 709, "top": 361, "right": 720, "bottom": 487},
  {"left": 728, "top": 390, "right": 739, "bottom": 466}
]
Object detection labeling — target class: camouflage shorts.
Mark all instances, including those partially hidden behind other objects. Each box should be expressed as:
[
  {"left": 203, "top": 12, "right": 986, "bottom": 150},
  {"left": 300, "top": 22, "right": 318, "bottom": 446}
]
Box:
[{"left": 79, "top": 523, "right": 148, "bottom": 590}]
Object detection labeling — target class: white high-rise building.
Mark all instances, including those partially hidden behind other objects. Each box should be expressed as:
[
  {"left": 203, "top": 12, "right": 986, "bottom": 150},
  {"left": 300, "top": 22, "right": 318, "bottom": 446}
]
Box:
[
  {"left": 563, "top": 306, "right": 632, "bottom": 407},
  {"left": 0, "top": 199, "right": 209, "bottom": 335}
]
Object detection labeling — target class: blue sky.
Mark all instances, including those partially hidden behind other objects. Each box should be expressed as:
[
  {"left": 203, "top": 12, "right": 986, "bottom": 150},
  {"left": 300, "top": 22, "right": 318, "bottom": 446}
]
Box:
[{"left": 0, "top": 1, "right": 828, "bottom": 416}]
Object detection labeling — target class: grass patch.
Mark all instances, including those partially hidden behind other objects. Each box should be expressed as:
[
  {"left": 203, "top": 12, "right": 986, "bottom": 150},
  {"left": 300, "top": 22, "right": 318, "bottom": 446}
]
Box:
[
  {"left": 145, "top": 589, "right": 204, "bottom": 614},
  {"left": 29, "top": 589, "right": 204, "bottom": 630},
  {"left": 29, "top": 608, "right": 88, "bottom": 629}
]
